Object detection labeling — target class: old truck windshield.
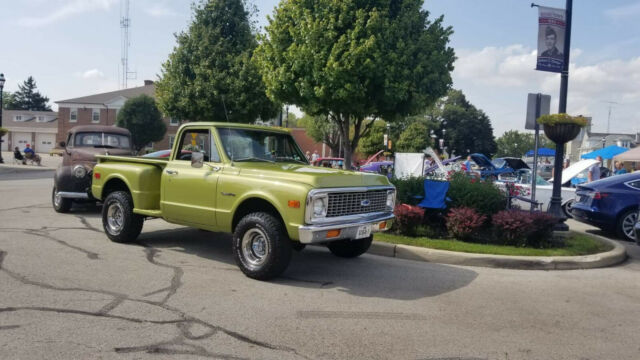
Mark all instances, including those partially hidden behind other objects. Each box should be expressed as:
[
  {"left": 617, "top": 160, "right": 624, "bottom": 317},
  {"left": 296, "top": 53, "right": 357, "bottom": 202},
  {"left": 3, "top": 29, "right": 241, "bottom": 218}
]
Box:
[
  {"left": 218, "top": 128, "right": 307, "bottom": 164},
  {"left": 74, "top": 132, "right": 130, "bottom": 149}
]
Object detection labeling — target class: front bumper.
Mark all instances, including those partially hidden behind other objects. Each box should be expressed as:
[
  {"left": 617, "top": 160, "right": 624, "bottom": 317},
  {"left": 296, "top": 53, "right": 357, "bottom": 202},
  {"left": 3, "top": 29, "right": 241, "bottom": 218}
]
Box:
[{"left": 298, "top": 213, "right": 394, "bottom": 244}]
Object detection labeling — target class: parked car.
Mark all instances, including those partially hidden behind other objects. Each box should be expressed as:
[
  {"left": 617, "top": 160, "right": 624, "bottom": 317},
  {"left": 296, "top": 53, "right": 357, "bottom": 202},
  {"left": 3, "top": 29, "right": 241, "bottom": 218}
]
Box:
[
  {"left": 571, "top": 172, "right": 640, "bottom": 241},
  {"left": 52, "top": 125, "right": 134, "bottom": 213},
  {"left": 635, "top": 213, "right": 640, "bottom": 246},
  {"left": 91, "top": 123, "right": 395, "bottom": 280},
  {"left": 312, "top": 157, "right": 343, "bottom": 168},
  {"left": 536, "top": 164, "right": 554, "bottom": 180},
  {"left": 468, "top": 153, "right": 517, "bottom": 179},
  {"left": 497, "top": 169, "right": 576, "bottom": 216},
  {"left": 359, "top": 161, "right": 393, "bottom": 179}
]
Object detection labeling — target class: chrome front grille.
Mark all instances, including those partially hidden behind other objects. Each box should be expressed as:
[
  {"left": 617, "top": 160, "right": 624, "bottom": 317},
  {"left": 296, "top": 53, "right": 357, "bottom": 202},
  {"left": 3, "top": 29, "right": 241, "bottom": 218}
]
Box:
[{"left": 326, "top": 190, "right": 387, "bottom": 218}]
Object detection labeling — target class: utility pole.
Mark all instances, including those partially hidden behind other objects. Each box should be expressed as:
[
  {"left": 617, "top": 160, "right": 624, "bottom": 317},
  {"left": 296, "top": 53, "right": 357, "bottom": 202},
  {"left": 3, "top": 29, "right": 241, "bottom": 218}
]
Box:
[{"left": 120, "top": 0, "right": 136, "bottom": 88}]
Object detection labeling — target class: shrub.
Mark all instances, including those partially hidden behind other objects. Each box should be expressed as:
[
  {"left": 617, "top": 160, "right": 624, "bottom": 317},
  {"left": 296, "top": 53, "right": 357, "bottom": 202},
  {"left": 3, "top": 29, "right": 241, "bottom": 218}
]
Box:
[
  {"left": 492, "top": 210, "right": 534, "bottom": 246},
  {"left": 448, "top": 172, "right": 507, "bottom": 216},
  {"left": 537, "top": 113, "right": 588, "bottom": 127},
  {"left": 393, "top": 204, "right": 425, "bottom": 236},
  {"left": 390, "top": 176, "right": 425, "bottom": 205},
  {"left": 446, "top": 207, "right": 486, "bottom": 240},
  {"left": 526, "top": 212, "right": 558, "bottom": 248}
]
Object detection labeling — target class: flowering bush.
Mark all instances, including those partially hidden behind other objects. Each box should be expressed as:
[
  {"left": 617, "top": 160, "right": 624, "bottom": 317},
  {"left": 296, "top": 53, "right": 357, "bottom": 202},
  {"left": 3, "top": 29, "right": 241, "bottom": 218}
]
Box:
[
  {"left": 393, "top": 204, "right": 425, "bottom": 236},
  {"left": 448, "top": 172, "right": 507, "bottom": 216},
  {"left": 526, "top": 212, "right": 558, "bottom": 248},
  {"left": 446, "top": 207, "right": 486, "bottom": 240},
  {"left": 491, "top": 210, "right": 534, "bottom": 246}
]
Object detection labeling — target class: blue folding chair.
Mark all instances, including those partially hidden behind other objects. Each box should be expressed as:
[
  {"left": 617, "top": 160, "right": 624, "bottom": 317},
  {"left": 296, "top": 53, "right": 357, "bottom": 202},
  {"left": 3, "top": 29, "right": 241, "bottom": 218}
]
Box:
[{"left": 418, "top": 179, "right": 450, "bottom": 209}]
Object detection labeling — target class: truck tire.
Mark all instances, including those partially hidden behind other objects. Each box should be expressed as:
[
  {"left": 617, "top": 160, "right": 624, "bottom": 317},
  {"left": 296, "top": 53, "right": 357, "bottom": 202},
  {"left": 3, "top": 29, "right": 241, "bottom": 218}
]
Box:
[
  {"left": 52, "top": 186, "right": 72, "bottom": 213},
  {"left": 327, "top": 236, "right": 373, "bottom": 258},
  {"left": 233, "top": 212, "right": 292, "bottom": 280},
  {"left": 102, "top": 191, "right": 144, "bottom": 243}
]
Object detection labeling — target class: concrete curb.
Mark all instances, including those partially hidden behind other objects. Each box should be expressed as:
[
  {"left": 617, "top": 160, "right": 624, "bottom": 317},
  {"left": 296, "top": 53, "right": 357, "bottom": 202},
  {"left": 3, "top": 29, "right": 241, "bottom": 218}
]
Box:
[{"left": 369, "top": 232, "right": 627, "bottom": 270}]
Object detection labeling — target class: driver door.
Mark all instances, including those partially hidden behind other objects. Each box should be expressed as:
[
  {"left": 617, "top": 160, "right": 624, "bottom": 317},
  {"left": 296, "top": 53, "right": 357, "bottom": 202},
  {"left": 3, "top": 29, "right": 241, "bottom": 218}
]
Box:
[{"left": 161, "top": 128, "right": 222, "bottom": 227}]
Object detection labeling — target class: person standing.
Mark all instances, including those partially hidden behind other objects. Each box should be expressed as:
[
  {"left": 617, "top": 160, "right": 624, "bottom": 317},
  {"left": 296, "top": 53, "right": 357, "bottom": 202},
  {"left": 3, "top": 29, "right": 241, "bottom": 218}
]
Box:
[
  {"left": 305, "top": 151, "right": 311, "bottom": 161},
  {"left": 463, "top": 155, "right": 472, "bottom": 172},
  {"left": 587, "top": 156, "right": 602, "bottom": 182},
  {"left": 614, "top": 161, "right": 628, "bottom": 175},
  {"left": 311, "top": 150, "right": 319, "bottom": 162}
]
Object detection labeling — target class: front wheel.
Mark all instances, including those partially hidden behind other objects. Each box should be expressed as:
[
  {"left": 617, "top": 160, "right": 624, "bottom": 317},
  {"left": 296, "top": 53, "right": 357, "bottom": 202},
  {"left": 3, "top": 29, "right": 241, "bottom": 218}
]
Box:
[
  {"left": 616, "top": 209, "right": 638, "bottom": 242},
  {"left": 327, "top": 236, "right": 373, "bottom": 258},
  {"left": 102, "top": 191, "right": 144, "bottom": 243},
  {"left": 233, "top": 212, "right": 292, "bottom": 280},
  {"left": 52, "top": 186, "right": 72, "bottom": 213}
]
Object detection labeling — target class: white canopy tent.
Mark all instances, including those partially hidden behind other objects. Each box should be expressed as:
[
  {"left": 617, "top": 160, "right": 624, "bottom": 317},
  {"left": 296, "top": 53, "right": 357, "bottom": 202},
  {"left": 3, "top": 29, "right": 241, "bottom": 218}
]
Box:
[{"left": 613, "top": 146, "right": 640, "bottom": 162}]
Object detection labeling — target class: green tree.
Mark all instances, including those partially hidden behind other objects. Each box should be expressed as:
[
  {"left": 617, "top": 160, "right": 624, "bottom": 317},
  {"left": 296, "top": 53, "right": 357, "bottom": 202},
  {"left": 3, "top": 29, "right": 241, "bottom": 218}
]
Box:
[
  {"left": 426, "top": 90, "right": 497, "bottom": 157},
  {"left": 357, "top": 121, "right": 388, "bottom": 157},
  {"left": 254, "top": 0, "right": 455, "bottom": 168},
  {"left": 12, "top": 76, "right": 51, "bottom": 111},
  {"left": 2, "top": 92, "right": 17, "bottom": 110},
  {"left": 298, "top": 113, "right": 341, "bottom": 156},
  {"left": 396, "top": 121, "right": 432, "bottom": 152},
  {"left": 156, "top": 0, "right": 278, "bottom": 123},
  {"left": 116, "top": 95, "right": 167, "bottom": 153},
  {"left": 495, "top": 130, "right": 552, "bottom": 158}
]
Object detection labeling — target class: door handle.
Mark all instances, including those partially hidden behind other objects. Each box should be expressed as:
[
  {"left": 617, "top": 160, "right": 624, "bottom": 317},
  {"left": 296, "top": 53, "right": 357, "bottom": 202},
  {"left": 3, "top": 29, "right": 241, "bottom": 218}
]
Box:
[{"left": 166, "top": 169, "right": 178, "bottom": 175}]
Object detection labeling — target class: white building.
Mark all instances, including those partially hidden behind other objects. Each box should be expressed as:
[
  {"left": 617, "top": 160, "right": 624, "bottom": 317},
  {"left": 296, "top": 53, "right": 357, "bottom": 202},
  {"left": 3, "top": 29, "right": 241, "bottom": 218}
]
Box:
[
  {"left": 1, "top": 110, "right": 58, "bottom": 153},
  {"left": 565, "top": 117, "right": 638, "bottom": 163}
]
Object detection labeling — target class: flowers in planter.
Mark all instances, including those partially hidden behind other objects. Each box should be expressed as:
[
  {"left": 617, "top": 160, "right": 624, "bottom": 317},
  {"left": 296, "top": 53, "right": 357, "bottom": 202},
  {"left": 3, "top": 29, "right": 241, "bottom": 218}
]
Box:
[{"left": 536, "top": 113, "right": 588, "bottom": 127}]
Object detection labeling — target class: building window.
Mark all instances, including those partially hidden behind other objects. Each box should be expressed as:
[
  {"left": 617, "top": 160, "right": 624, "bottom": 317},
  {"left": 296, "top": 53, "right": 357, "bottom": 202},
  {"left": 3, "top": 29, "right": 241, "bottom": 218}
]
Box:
[
  {"left": 37, "top": 116, "right": 44, "bottom": 122},
  {"left": 146, "top": 142, "right": 153, "bottom": 150},
  {"left": 92, "top": 109, "right": 100, "bottom": 123},
  {"left": 169, "top": 135, "right": 176, "bottom": 149},
  {"left": 14, "top": 115, "right": 22, "bottom": 122},
  {"left": 170, "top": 118, "right": 180, "bottom": 126},
  {"left": 70, "top": 109, "right": 78, "bottom": 123}
]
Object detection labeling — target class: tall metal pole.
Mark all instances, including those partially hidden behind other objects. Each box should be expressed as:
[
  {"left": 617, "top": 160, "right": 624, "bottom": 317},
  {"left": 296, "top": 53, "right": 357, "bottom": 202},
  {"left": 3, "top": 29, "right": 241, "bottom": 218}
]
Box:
[
  {"left": 530, "top": 93, "right": 541, "bottom": 211},
  {"left": 0, "top": 74, "right": 4, "bottom": 164},
  {"left": 547, "top": 0, "right": 572, "bottom": 231}
]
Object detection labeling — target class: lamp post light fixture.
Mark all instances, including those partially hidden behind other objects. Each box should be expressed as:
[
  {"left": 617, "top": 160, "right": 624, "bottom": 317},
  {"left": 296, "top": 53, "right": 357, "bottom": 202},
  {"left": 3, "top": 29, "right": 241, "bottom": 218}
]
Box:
[
  {"left": 601, "top": 136, "right": 606, "bottom": 149},
  {"left": 0, "top": 73, "right": 5, "bottom": 164}
]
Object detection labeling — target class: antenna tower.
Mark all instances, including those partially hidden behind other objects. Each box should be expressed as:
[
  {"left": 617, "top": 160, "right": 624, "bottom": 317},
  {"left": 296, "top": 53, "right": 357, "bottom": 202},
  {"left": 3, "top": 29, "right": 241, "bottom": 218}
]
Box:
[
  {"left": 602, "top": 101, "right": 618, "bottom": 133},
  {"left": 120, "top": 0, "right": 136, "bottom": 88}
]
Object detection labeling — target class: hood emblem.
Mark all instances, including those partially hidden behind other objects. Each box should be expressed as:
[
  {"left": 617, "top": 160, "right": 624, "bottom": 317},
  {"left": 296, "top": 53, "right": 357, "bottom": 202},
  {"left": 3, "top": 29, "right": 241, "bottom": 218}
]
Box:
[{"left": 360, "top": 199, "right": 371, "bottom": 207}]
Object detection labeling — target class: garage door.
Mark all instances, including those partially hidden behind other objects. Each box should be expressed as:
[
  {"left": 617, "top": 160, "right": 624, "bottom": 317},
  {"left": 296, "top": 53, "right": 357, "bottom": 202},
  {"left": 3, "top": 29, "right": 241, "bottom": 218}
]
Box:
[
  {"left": 0, "top": 133, "right": 7, "bottom": 151},
  {"left": 35, "top": 133, "right": 56, "bottom": 153},
  {"left": 13, "top": 132, "right": 31, "bottom": 150}
]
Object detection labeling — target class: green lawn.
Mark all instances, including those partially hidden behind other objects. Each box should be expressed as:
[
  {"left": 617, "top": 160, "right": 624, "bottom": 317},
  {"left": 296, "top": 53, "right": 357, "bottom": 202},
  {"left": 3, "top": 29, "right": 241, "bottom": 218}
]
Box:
[{"left": 374, "top": 232, "right": 612, "bottom": 256}]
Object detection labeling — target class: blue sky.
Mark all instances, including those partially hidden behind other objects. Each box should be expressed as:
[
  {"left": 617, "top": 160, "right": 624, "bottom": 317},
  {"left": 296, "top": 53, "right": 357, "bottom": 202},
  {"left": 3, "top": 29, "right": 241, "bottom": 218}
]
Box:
[{"left": 1, "top": 0, "right": 639, "bottom": 136}]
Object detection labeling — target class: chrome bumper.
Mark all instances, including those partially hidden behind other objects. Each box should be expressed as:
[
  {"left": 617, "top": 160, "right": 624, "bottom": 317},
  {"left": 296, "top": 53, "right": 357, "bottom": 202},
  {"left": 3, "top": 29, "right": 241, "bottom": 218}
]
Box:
[
  {"left": 298, "top": 213, "right": 394, "bottom": 244},
  {"left": 57, "top": 191, "right": 90, "bottom": 199}
]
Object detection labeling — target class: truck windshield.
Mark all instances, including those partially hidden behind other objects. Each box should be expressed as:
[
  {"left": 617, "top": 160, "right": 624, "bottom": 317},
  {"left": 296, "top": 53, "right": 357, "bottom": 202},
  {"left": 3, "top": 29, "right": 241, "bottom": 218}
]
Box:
[
  {"left": 74, "top": 132, "right": 130, "bottom": 149},
  {"left": 218, "top": 128, "right": 308, "bottom": 164}
]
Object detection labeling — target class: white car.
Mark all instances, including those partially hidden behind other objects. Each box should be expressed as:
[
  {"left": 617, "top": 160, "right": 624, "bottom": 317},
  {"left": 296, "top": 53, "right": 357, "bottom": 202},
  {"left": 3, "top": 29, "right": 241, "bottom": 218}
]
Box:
[{"left": 497, "top": 159, "right": 599, "bottom": 217}]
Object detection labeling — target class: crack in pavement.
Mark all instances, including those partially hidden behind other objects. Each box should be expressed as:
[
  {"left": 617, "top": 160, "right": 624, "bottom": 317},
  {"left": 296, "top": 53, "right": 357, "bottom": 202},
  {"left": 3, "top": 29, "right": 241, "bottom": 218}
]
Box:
[
  {"left": 0, "top": 203, "right": 50, "bottom": 213},
  {"left": 23, "top": 228, "right": 100, "bottom": 260},
  {"left": 74, "top": 215, "right": 102, "bottom": 233}
]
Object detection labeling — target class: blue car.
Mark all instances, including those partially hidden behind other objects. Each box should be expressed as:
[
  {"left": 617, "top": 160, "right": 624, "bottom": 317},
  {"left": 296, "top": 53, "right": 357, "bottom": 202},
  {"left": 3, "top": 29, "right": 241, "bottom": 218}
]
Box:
[{"left": 571, "top": 172, "right": 640, "bottom": 241}]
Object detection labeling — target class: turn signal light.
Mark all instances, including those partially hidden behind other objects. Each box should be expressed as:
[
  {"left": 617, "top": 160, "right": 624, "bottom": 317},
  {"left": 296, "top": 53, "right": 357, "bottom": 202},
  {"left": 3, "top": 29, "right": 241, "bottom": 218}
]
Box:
[
  {"left": 326, "top": 229, "right": 341, "bottom": 238},
  {"left": 288, "top": 200, "right": 300, "bottom": 208},
  {"left": 94, "top": 172, "right": 101, "bottom": 179},
  {"left": 379, "top": 221, "right": 387, "bottom": 230}
]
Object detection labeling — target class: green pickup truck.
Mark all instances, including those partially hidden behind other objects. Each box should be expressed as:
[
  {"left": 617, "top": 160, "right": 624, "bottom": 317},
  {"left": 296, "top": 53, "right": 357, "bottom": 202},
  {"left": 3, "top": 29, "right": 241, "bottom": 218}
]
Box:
[{"left": 91, "top": 122, "right": 395, "bottom": 280}]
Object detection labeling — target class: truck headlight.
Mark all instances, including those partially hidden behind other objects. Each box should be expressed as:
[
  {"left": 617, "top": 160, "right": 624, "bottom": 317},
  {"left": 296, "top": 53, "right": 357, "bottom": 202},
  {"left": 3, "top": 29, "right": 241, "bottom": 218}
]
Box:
[
  {"left": 386, "top": 190, "right": 396, "bottom": 211},
  {"left": 73, "top": 165, "right": 87, "bottom": 178},
  {"left": 313, "top": 196, "right": 328, "bottom": 218}
]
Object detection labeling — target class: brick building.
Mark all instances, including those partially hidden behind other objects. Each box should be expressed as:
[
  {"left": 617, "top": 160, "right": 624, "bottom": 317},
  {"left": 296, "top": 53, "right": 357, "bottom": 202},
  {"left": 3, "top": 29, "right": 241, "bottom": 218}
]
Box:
[
  {"left": 55, "top": 81, "right": 180, "bottom": 151},
  {"left": 1, "top": 109, "right": 58, "bottom": 153}
]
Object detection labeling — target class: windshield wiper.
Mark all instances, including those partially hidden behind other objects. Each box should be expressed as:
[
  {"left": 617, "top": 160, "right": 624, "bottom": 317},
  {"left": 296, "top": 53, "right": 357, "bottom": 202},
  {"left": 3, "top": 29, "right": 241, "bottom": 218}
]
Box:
[{"left": 233, "top": 157, "right": 274, "bottom": 163}]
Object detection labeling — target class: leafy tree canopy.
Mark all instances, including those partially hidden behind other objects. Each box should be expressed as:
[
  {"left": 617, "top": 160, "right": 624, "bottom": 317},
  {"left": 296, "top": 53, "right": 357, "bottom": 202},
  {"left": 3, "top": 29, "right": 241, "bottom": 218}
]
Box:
[
  {"left": 297, "top": 113, "right": 341, "bottom": 157},
  {"left": 495, "top": 130, "right": 552, "bottom": 158},
  {"left": 426, "top": 90, "right": 497, "bottom": 157},
  {"left": 357, "top": 121, "right": 389, "bottom": 157},
  {"left": 396, "top": 121, "right": 433, "bottom": 153},
  {"left": 116, "top": 95, "right": 167, "bottom": 153},
  {"left": 255, "top": 0, "right": 455, "bottom": 168},
  {"left": 2, "top": 92, "right": 17, "bottom": 110},
  {"left": 156, "top": 0, "right": 278, "bottom": 123},
  {"left": 11, "top": 77, "right": 51, "bottom": 111}
]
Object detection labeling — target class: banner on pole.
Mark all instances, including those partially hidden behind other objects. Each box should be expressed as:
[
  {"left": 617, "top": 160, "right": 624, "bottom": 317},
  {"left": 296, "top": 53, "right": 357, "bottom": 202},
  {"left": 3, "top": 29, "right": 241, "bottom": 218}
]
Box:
[{"left": 536, "top": 6, "right": 566, "bottom": 73}]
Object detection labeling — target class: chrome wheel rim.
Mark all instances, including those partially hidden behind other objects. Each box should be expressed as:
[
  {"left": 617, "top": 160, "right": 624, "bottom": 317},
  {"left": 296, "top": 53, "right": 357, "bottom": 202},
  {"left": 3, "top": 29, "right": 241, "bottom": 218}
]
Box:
[
  {"left": 106, "top": 202, "right": 125, "bottom": 234},
  {"left": 53, "top": 190, "right": 62, "bottom": 207},
  {"left": 622, "top": 212, "right": 637, "bottom": 240},
  {"left": 241, "top": 228, "right": 270, "bottom": 270}
]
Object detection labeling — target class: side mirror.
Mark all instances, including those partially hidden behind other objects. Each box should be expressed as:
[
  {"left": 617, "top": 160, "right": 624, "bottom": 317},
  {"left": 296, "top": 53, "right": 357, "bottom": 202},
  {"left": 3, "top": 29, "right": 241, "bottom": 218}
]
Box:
[
  {"left": 59, "top": 141, "right": 66, "bottom": 148},
  {"left": 191, "top": 152, "right": 204, "bottom": 168}
]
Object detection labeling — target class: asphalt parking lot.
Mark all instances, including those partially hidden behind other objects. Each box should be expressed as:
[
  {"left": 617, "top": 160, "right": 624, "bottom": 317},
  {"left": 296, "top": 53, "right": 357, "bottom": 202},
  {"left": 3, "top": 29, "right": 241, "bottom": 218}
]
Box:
[{"left": 1, "top": 167, "right": 640, "bottom": 359}]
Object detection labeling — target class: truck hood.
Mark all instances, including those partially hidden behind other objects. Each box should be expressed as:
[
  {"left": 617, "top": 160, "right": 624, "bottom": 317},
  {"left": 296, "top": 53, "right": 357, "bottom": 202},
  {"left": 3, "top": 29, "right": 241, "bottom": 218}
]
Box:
[{"left": 233, "top": 162, "right": 391, "bottom": 188}]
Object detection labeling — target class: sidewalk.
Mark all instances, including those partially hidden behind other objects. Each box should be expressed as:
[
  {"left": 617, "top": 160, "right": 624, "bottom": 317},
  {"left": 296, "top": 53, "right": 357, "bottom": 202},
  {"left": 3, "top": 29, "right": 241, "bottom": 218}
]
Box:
[{"left": 0, "top": 151, "right": 62, "bottom": 170}]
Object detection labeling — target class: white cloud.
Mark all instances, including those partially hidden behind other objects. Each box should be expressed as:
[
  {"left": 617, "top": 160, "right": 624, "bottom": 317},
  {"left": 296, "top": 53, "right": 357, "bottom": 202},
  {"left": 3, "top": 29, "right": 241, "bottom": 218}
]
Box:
[
  {"left": 605, "top": 1, "right": 640, "bottom": 20},
  {"left": 453, "top": 45, "right": 640, "bottom": 135},
  {"left": 145, "top": 4, "right": 178, "bottom": 18},
  {"left": 82, "top": 69, "right": 105, "bottom": 79},
  {"left": 18, "top": 0, "right": 117, "bottom": 28}
]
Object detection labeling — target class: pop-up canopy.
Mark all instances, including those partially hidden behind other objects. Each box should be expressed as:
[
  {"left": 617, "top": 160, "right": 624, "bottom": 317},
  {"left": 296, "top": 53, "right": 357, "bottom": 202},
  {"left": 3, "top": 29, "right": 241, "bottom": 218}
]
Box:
[
  {"left": 613, "top": 146, "right": 640, "bottom": 162},
  {"left": 581, "top": 145, "right": 628, "bottom": 160},
  {"left": 525, "top": 147, "right": 555, "bottom": 157}
]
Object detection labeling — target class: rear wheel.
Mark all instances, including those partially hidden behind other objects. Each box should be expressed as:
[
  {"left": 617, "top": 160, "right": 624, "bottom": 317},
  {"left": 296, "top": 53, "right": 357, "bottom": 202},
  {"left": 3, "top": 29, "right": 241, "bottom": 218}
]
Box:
[
  {"left": 102, "top": 191, "right": 144, "bottom": 243},
  {"left": 616, "top": 209, "right": 638, "bottom": 242},
  {"left": 52, "top": 186, "right": 72, "bottom": 213},
  {"left": 233, "top": 212, "right": 292, "bottom": 280},
  {"left": 327, "top": 236, "right": 373, "bottom": 258},
  {"left": 562, "top": 200, "right": 574, "bottom": 219}
]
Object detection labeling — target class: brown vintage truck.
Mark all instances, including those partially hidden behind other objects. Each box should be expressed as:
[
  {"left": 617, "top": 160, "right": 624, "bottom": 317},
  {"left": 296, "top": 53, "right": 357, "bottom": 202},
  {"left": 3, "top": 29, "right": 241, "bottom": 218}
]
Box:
[{"left": 52, "top": 125, "right": 134, "bottom": 212}]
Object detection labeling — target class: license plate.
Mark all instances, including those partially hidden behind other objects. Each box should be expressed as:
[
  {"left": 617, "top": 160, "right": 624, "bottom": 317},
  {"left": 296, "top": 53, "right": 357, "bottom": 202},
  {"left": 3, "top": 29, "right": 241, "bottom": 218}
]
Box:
[{"left": 355, "top": 225, "right": 372, "bottom": 239}]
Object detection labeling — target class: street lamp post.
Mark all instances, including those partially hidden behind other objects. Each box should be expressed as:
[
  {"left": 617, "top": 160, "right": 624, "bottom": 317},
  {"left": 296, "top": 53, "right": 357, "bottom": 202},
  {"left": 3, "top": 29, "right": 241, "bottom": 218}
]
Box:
[
  {"left": 0, "top": 73, "right": 5, "bottom": 164},
  {"left": 601, "top": 137, "right": 606, "bottom": 149}
]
